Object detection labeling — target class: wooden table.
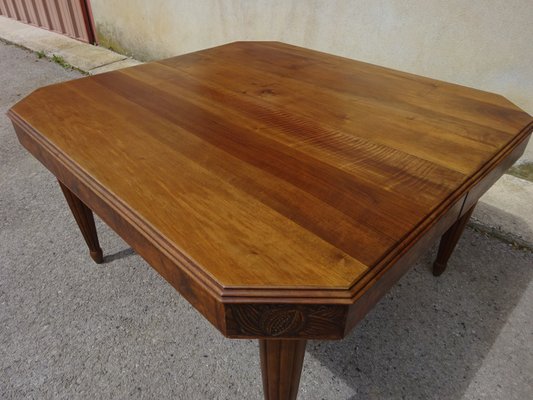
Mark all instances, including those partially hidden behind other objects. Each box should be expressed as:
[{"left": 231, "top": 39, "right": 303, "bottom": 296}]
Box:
[{"left": 8, "top": 42, "right": 532, "bottom": 399}]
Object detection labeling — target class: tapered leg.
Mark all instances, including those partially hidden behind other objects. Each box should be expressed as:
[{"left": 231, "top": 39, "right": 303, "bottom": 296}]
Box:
[
  {"left": 58, "top": 181, "right": 103, "bottom": 263},
  {"left": 433, "top": 203, "right": 476, "bottom": 276},
  {"left": 259, "top": 339, "right": 307, "bottom": 400}
]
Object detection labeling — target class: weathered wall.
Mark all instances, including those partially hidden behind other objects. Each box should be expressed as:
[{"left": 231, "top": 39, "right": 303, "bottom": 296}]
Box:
[{"left": 91, "top": 0, "right": 533, "bottom": 125}]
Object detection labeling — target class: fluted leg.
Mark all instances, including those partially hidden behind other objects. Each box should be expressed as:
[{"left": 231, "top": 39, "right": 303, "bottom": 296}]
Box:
[
  {"left": 433, "top": 203, "right": 476, "bottom": 276},
  {"left": 59, "top": 181, "right": 103, "bottom": 263},
  {"left": 259, "top": 339, "right": 307, "bottom": 400}
]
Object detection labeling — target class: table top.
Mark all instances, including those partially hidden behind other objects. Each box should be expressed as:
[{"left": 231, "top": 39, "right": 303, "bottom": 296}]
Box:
[{"left": 9, "top": 42, "right": 532, "bottom": 332}]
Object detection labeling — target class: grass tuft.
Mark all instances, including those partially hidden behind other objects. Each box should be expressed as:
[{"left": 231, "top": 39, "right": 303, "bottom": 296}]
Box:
[{"left": 51, "top": 54, "right": 72, "bottom": 69}]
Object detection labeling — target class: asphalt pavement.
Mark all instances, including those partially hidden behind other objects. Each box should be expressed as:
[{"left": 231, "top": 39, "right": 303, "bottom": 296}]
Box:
[{"left": 1, "top": 40, "right": 532, "bottom": 400}]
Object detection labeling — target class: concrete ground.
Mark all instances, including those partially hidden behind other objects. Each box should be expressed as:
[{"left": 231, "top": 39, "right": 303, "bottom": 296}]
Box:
[
  {"left": 0, "top": 38, "right": 532, "bottom": 400},
  {"left": 0, "top": 16, "right": 141, "bottom": 75}
]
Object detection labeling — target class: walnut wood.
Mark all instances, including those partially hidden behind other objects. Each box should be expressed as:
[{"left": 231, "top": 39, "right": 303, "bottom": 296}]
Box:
[
  {"left": 226, "top": 304, "right": 346, "bottom": 339},
  {"left": 58, "top": 181, "right": 103, "bottom": 263},
  {"left": 260, "top": 339, "right": 307, "bottom": 400},
  {"left": 433, "top": 203, "right": 477, "bottom": 276},
  {"left": 7, "top": 41, "right": 533, "bottom": 400}
]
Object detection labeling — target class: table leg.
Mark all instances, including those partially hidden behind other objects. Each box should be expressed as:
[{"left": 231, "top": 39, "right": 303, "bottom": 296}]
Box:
[
  {"left": 433, "top": 203, "right": 476, "bottom": 276},
  {"left": 259, "top": 339, "right": 307, "bottom": 400},
  {"left": 58, "top": 181, "right": 103, "bottom": 264}
]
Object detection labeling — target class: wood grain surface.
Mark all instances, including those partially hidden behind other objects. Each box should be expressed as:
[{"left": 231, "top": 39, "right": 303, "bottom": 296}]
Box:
[
  {"left": 260, "top": 339, "right": 307, "bottom": 400},
  {"left": 9, "top": 41, "right": 533, "bottom": 339}
]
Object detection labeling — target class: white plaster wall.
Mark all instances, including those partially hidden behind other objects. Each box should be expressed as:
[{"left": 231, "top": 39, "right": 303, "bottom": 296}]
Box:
[{"left": 91, "top": 0, "right": 533, "bottom": 153}]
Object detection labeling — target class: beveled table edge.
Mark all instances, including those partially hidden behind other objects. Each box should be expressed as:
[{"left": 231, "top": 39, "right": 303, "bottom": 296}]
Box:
[{"left": 7, "top": 106, "right": 533, "bottom": 302}]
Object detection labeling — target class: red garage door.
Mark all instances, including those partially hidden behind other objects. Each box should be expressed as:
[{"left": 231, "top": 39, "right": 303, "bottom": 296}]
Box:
[{"left": 0, "top": 0, "right": 96, "bottom": 44}]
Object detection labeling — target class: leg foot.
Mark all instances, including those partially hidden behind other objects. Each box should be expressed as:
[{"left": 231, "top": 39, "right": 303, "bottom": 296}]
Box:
[
  {"left": 58, "top": 181, "right": 103, "bottom": 264},
  {"left": 433, "top": 203, "right": 476, "bottom": 276},
  {"left": 259, "top": 339, "right": 307, "bottom": 400}
]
